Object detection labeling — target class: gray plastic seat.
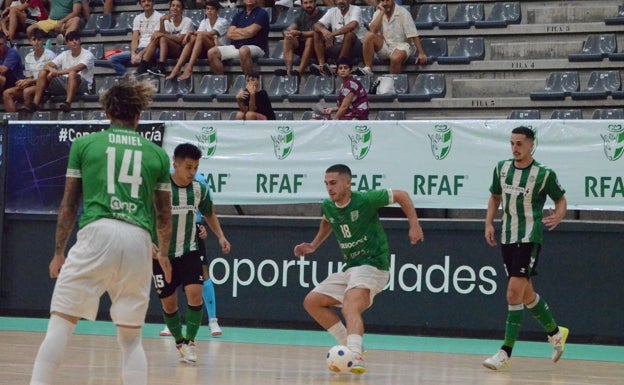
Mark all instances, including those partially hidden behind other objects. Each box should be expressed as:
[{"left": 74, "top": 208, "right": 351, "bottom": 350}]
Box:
[
  {"left": 376, "top": 110, "right": 405, "bottom": 120},
  {"left": 0, "top": 112, "right": 19, "bottom": 120},
  {"left": 439, "top": 3, "right": 484, "bottom": 29},
  {"left": 101, "top": 11, "right": 139, "bottom": 36},
  {"left": 91, "top": 111, "right": 108, "bottom": 120},
  {"left": 369, "top": 74, "right": 408, "bottom": 102},
  {"left": 140, "top": 110, "right": 152, "bottom": 120},
  {"left": 530, "top": 72, "right": 580, "bottom": 100},
  {"left": 183, "top": 75, "right": 227, "bottom": 102},
  {"left": 271, "top": 6, "right": 302, "bottom": 31},
  {"left": 415, "top": 4, "right": 448, "bottom": 29},
  {"left": 475, "top": 2, "right": 521, "bottom": 28},
  {"left": 31, "top": 111, "right": 51, "bottom": 120},
  {"left": 592, "top": 108, "right": 624, "bottom": 119},
  {"left": 155, "top": 77, "right": 193, "bottom": 101},
  {"left": 193, "top": 111, "right": 222, "bottom": 120},
  {"left": 275, "top": 111, "right": 294, "bottom": 120},
  {"left": 216, "top": 75, "right": 250, "bottom": 103},
  {"left": 289, "top": 75, "right": 334, "bottom": 102},
  {"left": 550, "top": 109, "right": 583, "bottom": 119},
  {"left": 81, "top": 14, "right": 114, "bottom": 36},
  {"left": 84, "top": 43, "right": 104, "bottom": 59},
  {"left": 398, "top": 73, "right": 446, "bottom": 102},
  {"left": 418, "top": 37, "right": 448, "bottom": 64},
  {"left": 568, "top": 34, "right": 617, "bottom": 62},
  {"left": 571, "top": 71, "right": 621, "bottom": 100},
  {"left": 59, "top": 110, "right": 85, "bottom": 120},
  {"left": 267, "top": 75, "right": 299, "bottom": 101},
  {"left": 257, "top": 41, "right": 285, "bottom": 66},
  {"left": 508, "top": 110, "right": 541, "bottom": 120},
  {"left": 605, "top": 5, "right": 624, "bottom": 25},
  {"left": 436, "top": 37, "right": 485, "bottom": 64},
  {"left": 183, "top": 9, "right": 205, "bottom": 29},
  {"left": 158, "top": 111, "right": 186, "bottom": 120}
]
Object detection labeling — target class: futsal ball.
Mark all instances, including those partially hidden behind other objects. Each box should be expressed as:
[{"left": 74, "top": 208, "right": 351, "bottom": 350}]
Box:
[{"left": 326, "top": 345, "right": 354, "bottom": 373}]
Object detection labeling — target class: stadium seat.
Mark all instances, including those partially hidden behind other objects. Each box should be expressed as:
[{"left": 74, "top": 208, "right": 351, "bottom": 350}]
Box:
[
  {"left": 158, "top": 111, "right": 186, "bottom": 120},
  {"left": 183, "top": 75, "right": 228, "bottom": 102},
  {"left": 155, "top": 77, "right": 193, "bottom": 101},
  {"left": 267, "top": 74, "right": 299, "bottom": 101},
  {"left": 436, "top": 37, "right": 485, "bottom": 64},
  {"left": 0, "top": 112, "right": 18, "bottom": 120},
  {"left": 475, "top": 2, "right": 521, "bottom": 28},
  {"left": 219, "top": 7, "right": 238, "bottom": 23},
  {"left": 568, "top": 34, "right": 617, "bottom": 62},
  {"left": 369, "top": 74, "right": 408, "bottom": 102},
  {"left": 604, "top": 5, "right": 624, "bottom": 25},
  {"left": 570, "top": 71, "right": 621, "bottom": 100},
  {"left": 438, "top": 3, "right": 485, "bottom": 29},
  {"left": 415, "top": 4, "right": 448, "bottom": 29},
  {"left": 31, "top": 111, "right": 51, "bottom": 120},
  {"left": 90, "top": 111, "right": 108, "bottom": 120},
  {"left": 140, "top": 110, "right": 152, "bottom": 120},
  {"left": 360, "top": 6, "right": 375, "bottom": 29},
  {"left": 288, "top": 75, "right": 334, "bottom": 102},
  {"left": 81, "top": 14, "right": 114, "bottom": 37},
  {"left": 271, "top": 6, "right": 302, "bottom": 31},
  {"left": 591, "top": 108, "right": 624, "bottom": 119},
  {"left": 508, "top": 110, "right": 541, "bottom": 119},
  {"left": 59, "top": 110, "right": 85, "bottom": 120},
  {"left": 376, "top": 110, "right": 406, "bottom": 120},
  {"left": 184, "top": 9, "right": 205, "bottom": 29},
  {"left": 100, "top": 11, "right": 138, "bottom": 36},
  {"left": 193, "top": 111, "right": 222, "bottom": 120},
  {"left": 82, "top": 76, "right": 119, "bottom": 102},
  {"left": 274, "top": 111, "right": 294, "bottom": 120},
  {"left": 398, "top": 73, "right": 446, "bottom": 102},
  {"left": 301, "top": 110, "right": 314, "bottom": 120},
  {"left": 416, "top": 37, "right": 448, "bottom": 64},
  {"left": 216, "top": 74, "right": 249, "bottom": 102},
  {"left": 550, "top": 109, "right": 583, "bottom": 119},
  {"left": 228, "top": 110, "right": 239, "bottom": 120},
  {"left": 84, "top": 43, "right": 105, "bottom": 59},
  {"left": 18, "top": 46, "right": 33, "bottom": 63},
  {"left": 257, "top": 41, "right": 285, "bottom": 66},
  {"left": 530, "top": 72, "right": 580, "bottom": 100}
]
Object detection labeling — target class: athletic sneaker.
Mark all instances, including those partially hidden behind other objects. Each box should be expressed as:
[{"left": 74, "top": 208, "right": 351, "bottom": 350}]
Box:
[
  {"left": 209, "top": 318, "right": 222, "bottom": 337},
  {"left": 159, "top": 326, "right": 172, "bottom": 337},
  {"left": 148, "top": 62, "right": 166, "bottom": 77},
  {"left": 353, "top": 66, "right": 373, "bottom": 76},
  {"left": 136, "top": 60, "right": 149, "bottom": 75},
  {"left": 548, "top": 326, "right": 569, "bottom": 363},
  {"left": 177, "top": 342, "right": 197, "bottom": 364},
  {"left": 482, "top": 349, "right": 511, "bottom": 370},
  {"left": 350, "top": 355, "right": 366, "bottom": 375}
]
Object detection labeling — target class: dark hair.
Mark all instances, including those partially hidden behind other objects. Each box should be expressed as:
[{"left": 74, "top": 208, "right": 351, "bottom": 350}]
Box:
[
  {"left": 205, "top": 0, "right": 222, "bottom": 9},
  {"left": 174, "top": 143, "right": 202, "bottom": 161},
  {"left": 326, "top": 164, "right": 352, "bottom": 177},
  {"left": 512, "top": 126, "right": 535, "bottom": 140},
  {"left": 64, "top": 30, "right": 81, "bottom": 42},
  {"left": 31, "top": 28, "right": 46, "bottom": 41},
  {"left": 336, "top": 56, "right": 352, "bottom": 69},
  {"left": 246, "top": 71, "right": 260, "bottom": 79}
]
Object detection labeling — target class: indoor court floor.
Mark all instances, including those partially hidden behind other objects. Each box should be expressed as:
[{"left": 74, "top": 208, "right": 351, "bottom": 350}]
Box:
[{"left": 1, "top": 317, "right": 622, "bottom": 385}]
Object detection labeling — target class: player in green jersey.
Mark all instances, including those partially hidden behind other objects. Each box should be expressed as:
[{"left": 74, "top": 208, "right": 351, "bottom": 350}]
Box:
[
  {"left": 483, "top": 126, "right": 569, "bottom": 371},
  {"left": 293, "top": 164, "right": 424, "bottom": 374},
  {"left": 30, "top": 76, "right": 173, "bottom": 385},
  {"left": 152, "top": 142, "right": 231, "bottom": 364}
]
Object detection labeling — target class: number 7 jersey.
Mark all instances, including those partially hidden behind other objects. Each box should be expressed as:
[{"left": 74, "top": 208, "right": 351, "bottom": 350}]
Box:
[{"left": 66, "top": 126, "right": 171, "bottom": 233}]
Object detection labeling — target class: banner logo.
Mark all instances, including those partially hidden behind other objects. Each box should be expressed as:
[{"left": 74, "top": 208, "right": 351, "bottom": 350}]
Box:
[
  {"left": 428, "top": 125, "right": 452, "bottom": 160},
  {"left": 349, "top": 126, "right": 372, "bottom": 160},
  {"left": 196, "top": 126, "right": 217, "bottom": 159},
  {"left": 600, "top": 124, "right": 624, "bottom": 161},
  {"left": 271, "top": 126, "right": 294, "bottom": 160}
]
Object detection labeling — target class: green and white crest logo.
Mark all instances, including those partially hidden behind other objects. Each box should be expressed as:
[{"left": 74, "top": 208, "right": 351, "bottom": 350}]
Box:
[
  {"left": 195, "top": 126, "right": 217, "bottom": 159},
  {"left": 601, "top": 124, "right": 624, "bottom": 161},
  {"left": 349, "top": 126, "right": 372, "bottom": 160},
  {"left": 428, "top": 124, "right": 452, "bottom": 160},
  {"left": 271, "top": 126, "right": 294, "bottom": 160}
]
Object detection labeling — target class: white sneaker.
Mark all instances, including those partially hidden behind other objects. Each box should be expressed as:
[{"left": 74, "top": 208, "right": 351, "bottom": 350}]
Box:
[
  {"left": 159, "top": 326, "right": 171, "bottom": 337},
  {"left": 483, "top": 349, "right": 511, "bottom": 370},
  {"left": 548, "top": 326, "right": 569, "bottom": 363},
  {"left": 209, "top": 318, "right": 222, "bottom": 337},
  {"left": 177, "top": 342, "right": 197, "bottom": 364},
  {"left": 354, "top": 66, "right": 373, "bottom": 76}
]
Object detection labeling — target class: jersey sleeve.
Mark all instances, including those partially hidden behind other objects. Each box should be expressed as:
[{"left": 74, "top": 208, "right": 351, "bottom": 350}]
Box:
[
  {"left": 545, "top": 169, "right": 565, "bottom": 201},
  {"left": 197, "top": 182, "right": 214, "bottom": 217},
  {"left": 66, "top": 139, "right": 83, "bottom": 178},
  {"left": 365, "top": 189, "right": 392, "bottom": 208},
  {"left": 489, "top": 164, "right": 502, "bottom": 195}
]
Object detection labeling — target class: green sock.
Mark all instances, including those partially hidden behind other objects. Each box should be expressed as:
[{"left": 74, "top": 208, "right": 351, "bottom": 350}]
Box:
[
  {"left": 527, "top": 296, "right": 557, "bottom": 334},
  {"left": 185, "top": 303, "right": 204, "bottom": 342},
  {"left": 163, "top": 311, "right": 185, "bottom": 344},
  {"left": 502, "top": 304, "right": 524, "bottom": 350}
]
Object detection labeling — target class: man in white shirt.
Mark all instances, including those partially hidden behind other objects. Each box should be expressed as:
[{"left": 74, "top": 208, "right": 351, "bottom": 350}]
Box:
[
  {"left": 23, "top": 30, "right": 95, "bottom": 113},
  {"left": 310, "top": 0, "right": 365, "bottom": 75},
  {"left": 108, "top": 0, "right": 163, "bottom": 76},
  {"left": 355, "top": 0, "right": 427, "bottom": 76}
]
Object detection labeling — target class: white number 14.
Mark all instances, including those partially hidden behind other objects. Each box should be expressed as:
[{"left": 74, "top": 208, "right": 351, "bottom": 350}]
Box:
[{"left": 106, "top": 147, "right": 143, "bottom": 198}]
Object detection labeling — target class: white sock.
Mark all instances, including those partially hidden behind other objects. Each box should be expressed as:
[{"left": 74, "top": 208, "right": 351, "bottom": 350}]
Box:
[
  {"left": 30, "top": 315, "right": 76, "bottom": 385},
  {"left": 327, "top": 322, "right": 347, "bottom": 345},
  {"left": 117, "top": 327, "right": 147, "bottom": 385},
  {"left": 346, "top": 334, "right": 363, "bottom": 356}
]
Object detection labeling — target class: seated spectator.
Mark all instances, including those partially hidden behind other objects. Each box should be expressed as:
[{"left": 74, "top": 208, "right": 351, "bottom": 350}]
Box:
[
  {"left": 0, "top": 0, "right": 48, "bottom": 44},
  {"left": 207, "top": 0, "right": 269, "bottom": 75},
  {"left": 137, "top": 0, "right": 193, "bottom": 77},
  {"left": 22, "top": 30, "right": 95, "bottom": 113},
  {"left": 310, "top": 0, "right": 365, "bottom": 76},
  {"left": 2, "top": 28, "right": 55, "bottom": 112},
  {"left": 235, "top": 71, "right": 275, "bottom": 120},
  {"left": 26, "top": 0, "right": 82, "bottom": 41},
  {"left": 274, "top": 0, "right": 324, "bottom": 77},
  {"left": 322, "top": 56, "right": 368, "bottom": 120},
  {"left": 355, "top": 0, "right": 426, "bottom": 76},
  {"left": 166, "top": 0, "right": 229, "bottom": 81},
  {"left": 109, "top": 0, "right": 163, "bottom": 76},
  {"left": 0, "top": 32, "right": 24, "bottom": 94}
]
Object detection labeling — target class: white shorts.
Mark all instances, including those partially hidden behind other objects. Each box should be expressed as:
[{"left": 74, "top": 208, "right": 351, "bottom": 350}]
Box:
[
  {"left": 50, "top": 218, "right": 152, "bottom": 326},
  {"left": 217, "top": 44, "right": 265, "bottom": 61},
  {"left": 312, "top": 265, "right": 389, "bottom": 308},
  {"left": 377, "top": 42, "right": 414, "bottom": 62}
]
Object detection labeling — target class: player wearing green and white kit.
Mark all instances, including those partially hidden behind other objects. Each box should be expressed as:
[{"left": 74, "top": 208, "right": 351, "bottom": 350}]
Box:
[
  {"left": 483, "top": 126, "right": 569, "bottom": 371},
  {"left": 30, "top": 77, "right": 173, "bottom": 385},
  {"left": 294, "top": 164, "right": 424, "bottom": 375},
  {"left": 152, "top": 143, "right": 231, "bottom": 365}
]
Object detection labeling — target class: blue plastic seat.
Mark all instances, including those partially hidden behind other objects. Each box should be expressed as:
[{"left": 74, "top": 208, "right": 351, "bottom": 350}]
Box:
[
  {"left": 508, "top": 110, "right": 541, "bottom": 120},
  {"left": 530, "top": 72, "right": 580, "bottom": 100},
  {"left": 550, "top": 109, "right": 583, "bottom": 119},
  {"left": 568, "top": 34, "right": 617, "bottom": 62},
  {"left": 398, "top": 73, "right": 446, "bottom": 102},
  {"left": 439, "top": 3, "right": 484, "bottom": 29},
  {"left": 84, "top": 43, "right": 104, "bottom": 59},
  {"left": 183, "top": 75, "right": 228, "bottom": 102},
  {"left": 605, "top": 5, "right": 624, "bottom": 25},
  {"left": 591, "top": 108, "right": 624, "bottom": 119},
  {"left": 415, "top": 4, "right": 448, "bottom": 29},
  {"left": 101, "top": 12, "right": 139, "bottom": 36},
  {"left": 271, "top": 6, "right": 302, "bottom": 31},
  {"left": 571, "top": 71, "right": 621, "bottom": 100},
  {"left": 412, "top": 37, "right": 448, "bottom": 64},
  {"left": 81, "top": 14, "right": 114, "bottom": 36},
  {"left": 183, "top": 9, "right": 205, "bottom": 29},
  {"left": 369, "top": 74, "right": 408, "bottom": 102},
  {"left": 436, "top": 37, "right": 485, "bottom": 64},
  {"left": 475, "top": 2, "right": 521, "bottom": 28}
]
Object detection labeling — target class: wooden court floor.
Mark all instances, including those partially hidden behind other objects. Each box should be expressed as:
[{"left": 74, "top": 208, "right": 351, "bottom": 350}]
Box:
[{"left": 1, "top": 319, "right": 623, "bottom": 385}]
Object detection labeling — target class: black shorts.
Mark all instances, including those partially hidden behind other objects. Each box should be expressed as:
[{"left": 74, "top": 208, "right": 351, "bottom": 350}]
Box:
[
  {"left": 152, "top": 250, "right": 204, "bottom": 298},
  {"left": 501, "top": 243, "right": 541, "bottom": 278}
]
